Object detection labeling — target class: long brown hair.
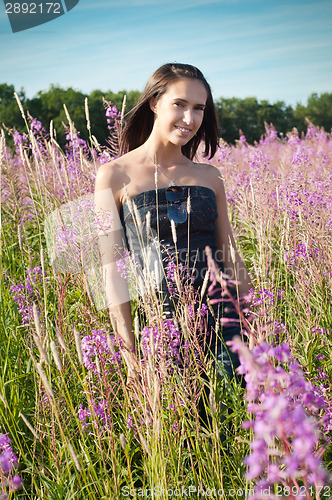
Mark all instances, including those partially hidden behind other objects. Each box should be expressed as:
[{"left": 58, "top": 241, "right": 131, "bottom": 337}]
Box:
[{"left": 120, "top": 63, "right": 219, "bottom": 160}]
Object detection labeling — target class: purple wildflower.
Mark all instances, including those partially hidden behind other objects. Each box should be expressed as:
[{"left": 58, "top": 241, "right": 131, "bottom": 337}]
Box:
[
  {"left": 140, "top": 320, "right": 182, "bottom": 366},
  {"left": 12, "top": 130, "right": 28, "bottom": 147},
  {"left": 81, "top": 329, "right": 122, "bottom": 375},
  {"left": 228, "top": 337, "right": 329, "bottom": 494},
  {"left": 0, "top": 433, "right": 22, "bottom": 495},
  {"left": 9, "top": 267, "right": 46, "bottom": 327},
  {"left": 30, "top": 118, "right": 45, "bottom": 133},
  {"left": 106, "top": 104, "right": 121, "bottom": 127},
  {"left": 11, "top": 475, "right": 22, "bottom": 491},
  {"left": 200, "top": 303, "right": 208, "bottom": 317},
  {"left": 127, "top": 414, "right": 134, "bottom": 430},
  {"left": 239, "top": 130, "right": 247, "bottom": 144},
  {"left": 0, "top": 450, "right": 12, "bottom": 474}
]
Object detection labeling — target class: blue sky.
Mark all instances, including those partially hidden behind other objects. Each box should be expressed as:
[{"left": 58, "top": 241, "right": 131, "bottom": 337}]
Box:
[{"left": 0, "top": 0, "right": 331, "bottom": 106}]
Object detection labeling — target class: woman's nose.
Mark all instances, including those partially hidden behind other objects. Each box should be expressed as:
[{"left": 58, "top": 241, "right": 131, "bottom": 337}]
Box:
[{"left": 183, "top": 110, "right": 193, "bottom": 125}]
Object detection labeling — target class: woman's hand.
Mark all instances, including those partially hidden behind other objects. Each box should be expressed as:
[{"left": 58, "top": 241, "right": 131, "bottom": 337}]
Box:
[{"left": 122, "top": 348, "right": 142, "bottom": 387}]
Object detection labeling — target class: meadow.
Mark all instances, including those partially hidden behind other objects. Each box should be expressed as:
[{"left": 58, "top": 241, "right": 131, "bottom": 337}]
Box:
[{"left": 1, "top": 97, "right": 331, "bottom": 499}]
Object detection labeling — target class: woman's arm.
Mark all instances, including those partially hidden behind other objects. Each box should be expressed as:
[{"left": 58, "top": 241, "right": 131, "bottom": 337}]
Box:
[
  {"left": 94, "top": 163, "right": 138, "bottom": 375},
  {"left": 213, "top": 170, "right": 252, "bottom": 297}
]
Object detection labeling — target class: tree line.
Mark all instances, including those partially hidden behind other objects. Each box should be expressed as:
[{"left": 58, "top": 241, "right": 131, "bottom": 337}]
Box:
[{"left": 1, "top": 82, "right": 331, "bottom": 148}]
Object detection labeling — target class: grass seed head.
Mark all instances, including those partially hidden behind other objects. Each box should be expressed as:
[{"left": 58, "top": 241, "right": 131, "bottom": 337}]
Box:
[
  {"left": 120, "top": 433, "right": 127, "bottom": 450},
  {"left": 33, "top": 334, "right": 50, "bottom": 365},
  {"left": 50, "top": 341, "right": 63, "bottom": 372},
  {"left": 73, "top": 328, "right": 84, "bottom": 365}
]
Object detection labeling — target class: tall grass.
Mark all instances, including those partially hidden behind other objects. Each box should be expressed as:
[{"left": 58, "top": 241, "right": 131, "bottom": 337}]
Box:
[{"left": 1, "top": 102, "right": 331, "bottom": 499}]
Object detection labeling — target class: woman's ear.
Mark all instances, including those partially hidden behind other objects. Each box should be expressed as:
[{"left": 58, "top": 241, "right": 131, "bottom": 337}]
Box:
[{"left": 149, "top": 97, "right": 158, "bottom": 114}]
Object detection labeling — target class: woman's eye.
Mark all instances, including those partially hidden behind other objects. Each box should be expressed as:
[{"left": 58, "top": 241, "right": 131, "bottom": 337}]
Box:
[{"left": 174, "top": 102, "right": 184, "bottom": 107}]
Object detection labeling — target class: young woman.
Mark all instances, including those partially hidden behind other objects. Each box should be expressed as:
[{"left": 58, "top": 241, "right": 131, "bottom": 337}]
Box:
[{"left": 94, "top": 63, "right": 251, "bottom": 385}]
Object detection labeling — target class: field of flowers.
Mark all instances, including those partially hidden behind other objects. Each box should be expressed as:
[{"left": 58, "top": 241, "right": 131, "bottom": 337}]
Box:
[{"left": 1, "top": 96, "right": 332, "bottom": 499}]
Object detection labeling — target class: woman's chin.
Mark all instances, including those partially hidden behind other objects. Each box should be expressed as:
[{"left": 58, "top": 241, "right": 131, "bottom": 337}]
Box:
[{"left": 169, "top": 134, "right": 193, "bottom": 147}]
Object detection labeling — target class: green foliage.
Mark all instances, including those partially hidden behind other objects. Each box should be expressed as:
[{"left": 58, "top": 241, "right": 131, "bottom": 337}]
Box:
[
  {"left": 216, "top": 92, "right": 332, "bottom": 143},
  {"left": 0, "top": 83, "right": 141, "bottom": 150},
  {"left": 1, "top": 114, "right": 331, "bottom": 497},
  {"left": 300, "top": 92, "right": 332, "bottom": 131},
  {"left": 216, "top": 96, "right": 298, "bottom": 143},
  {"left": 0, "top": 83, "right": 26, "bottom": 137},
  {"left": 1, "top": 82, "right": 332, "bottom": 149},
  {"left": 215, "top": 92, "right": 332, "bottom": 143}
]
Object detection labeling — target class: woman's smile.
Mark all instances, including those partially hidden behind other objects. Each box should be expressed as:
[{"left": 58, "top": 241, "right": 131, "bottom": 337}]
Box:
[
  {"left": 150, "top": 78, "right": 207, "bottom": 146},
  {"left": 174, "top": 125, "right": 192, "bottom": 136}
]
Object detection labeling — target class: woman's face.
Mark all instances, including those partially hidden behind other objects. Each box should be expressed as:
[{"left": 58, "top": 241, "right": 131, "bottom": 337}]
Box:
[{"left": 150, "top": 78, "right": 207, "bottom": 147}]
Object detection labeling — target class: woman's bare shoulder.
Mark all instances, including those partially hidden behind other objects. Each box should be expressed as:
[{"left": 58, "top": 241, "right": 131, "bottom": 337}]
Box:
[
  {"left": 196, "top": 160, "right": 220, "bottom": 172},
  {"left": 194, "top": 161, "right": 224, "bottom": 184},
  {"left": 95, "top": 158, "right": 122, "bottom": 185},
  {"left": 95, "top": 150, "right": 137, "bottom": 192}
]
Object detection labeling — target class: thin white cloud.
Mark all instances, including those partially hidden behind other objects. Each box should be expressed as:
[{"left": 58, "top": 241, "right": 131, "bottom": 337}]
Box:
[
  {"left": 77, "top": 0, "right": 231, "bottom": 9},
  {"left": 1, "top": 0, "right": 331, "bottom": 106}
]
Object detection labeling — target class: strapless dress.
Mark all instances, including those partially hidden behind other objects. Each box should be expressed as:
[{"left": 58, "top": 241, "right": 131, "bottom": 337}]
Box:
[
  {"left": 120, "top": 185, "right": 243, "bottom": 429},
  {"left": 119, "top": 185, "right": 240, "bottom": 336}
]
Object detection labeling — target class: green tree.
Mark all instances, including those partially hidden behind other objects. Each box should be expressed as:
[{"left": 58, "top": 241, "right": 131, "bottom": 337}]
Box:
[
  {"left": 103, "top": 89, "right": 140, "bottom": 114},
  {"left": 0, "top": 83, "right": 26, "bottom": 131},
  {"left": 27, "top": 85, "right": 88, "bottom": 147},
  {"left": 87, "top": 89, "right": 140, "bottom": 148},
  {"left": 257, "top": 100, "right": 294, "bottom": 138},
  {"left": 216, "top": 97, "right": 261, "bottom": 143},
  {"left": 293, "top": 93, "right": 332, "bottom": 135},
  {"left": 305, "top": 92, "right": 332, "bottom": 131},
  {"left": 2, "top": 83, "right": 331, "bottom": 148},
  {"left": 216, "top": 97, "right": 298, "bottom": 143}
]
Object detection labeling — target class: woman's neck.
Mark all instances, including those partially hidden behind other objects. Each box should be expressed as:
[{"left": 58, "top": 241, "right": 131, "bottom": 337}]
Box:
[{"left": 143, "top": 135, "right": 189, "bottom": 169}]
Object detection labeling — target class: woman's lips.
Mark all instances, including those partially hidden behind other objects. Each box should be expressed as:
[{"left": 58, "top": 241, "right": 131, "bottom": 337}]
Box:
[{"left": 175, "top": 126, "right": 192, "bottom": 135}]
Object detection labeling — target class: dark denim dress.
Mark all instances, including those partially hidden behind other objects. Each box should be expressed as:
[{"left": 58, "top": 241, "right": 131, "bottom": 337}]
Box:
[{"left": 119, "top": 185, "right": 242, "bottom": 384}]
